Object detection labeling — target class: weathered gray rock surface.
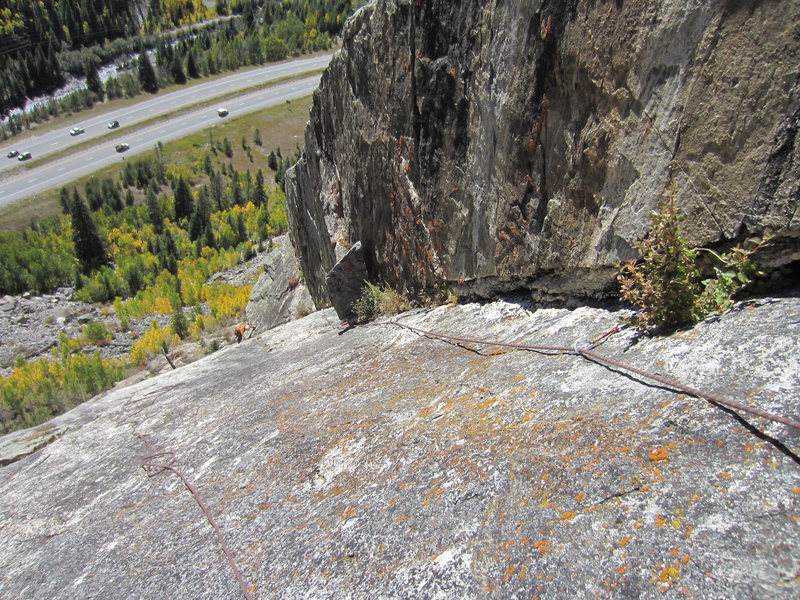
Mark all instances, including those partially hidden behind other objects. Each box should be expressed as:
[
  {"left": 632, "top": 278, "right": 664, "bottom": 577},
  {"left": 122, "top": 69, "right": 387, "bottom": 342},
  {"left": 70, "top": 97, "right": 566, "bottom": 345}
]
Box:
[
  {"left": 245, "top": 235, "right": 314, "bottom": 330},
  {"left": 287, "top": 0, "right": 800, "bottom": 307},
  {"left": 326, "top": 240, "right": 368, "bottom": 320},
  {"left": 1, "top": 296, "right": 798, "bottom": 599}
]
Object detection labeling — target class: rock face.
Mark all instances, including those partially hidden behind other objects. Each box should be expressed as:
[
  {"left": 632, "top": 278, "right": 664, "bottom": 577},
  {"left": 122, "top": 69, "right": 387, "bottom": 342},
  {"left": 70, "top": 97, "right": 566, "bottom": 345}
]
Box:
[
  {"left": 286, "top": 0, "right": 800, "bottom": 307},
  {"left": 1, "top": 297, "right": 799, "bottom": 598},
  {"left": 325, "top": 240, "right": 368, "bottom": 320},
  {"left": 245, "top": 235, "right": 315, "bottom": 330}
]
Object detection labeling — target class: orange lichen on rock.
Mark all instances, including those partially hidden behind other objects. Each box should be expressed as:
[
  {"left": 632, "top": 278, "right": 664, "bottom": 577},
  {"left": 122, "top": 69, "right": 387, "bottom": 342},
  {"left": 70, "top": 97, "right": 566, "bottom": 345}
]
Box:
[
  {"left": 649, "top": 448, "right": 669, "bottom": 462},
  {"left": 534, "top": 540, "right": 552, "bottom": 553}
]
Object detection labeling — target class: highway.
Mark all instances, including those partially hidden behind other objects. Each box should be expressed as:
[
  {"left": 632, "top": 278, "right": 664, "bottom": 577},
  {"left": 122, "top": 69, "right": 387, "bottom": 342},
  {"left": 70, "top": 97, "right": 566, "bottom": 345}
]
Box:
[{"left": 0, "top": 54, "right": 331, "bottom": 209}]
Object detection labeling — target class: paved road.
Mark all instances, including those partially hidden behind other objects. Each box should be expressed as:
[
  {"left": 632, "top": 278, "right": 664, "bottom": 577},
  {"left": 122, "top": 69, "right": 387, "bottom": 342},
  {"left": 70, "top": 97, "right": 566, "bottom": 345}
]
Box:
[{"left": 0, "top": 55, "right": 330, "bottom": 209}]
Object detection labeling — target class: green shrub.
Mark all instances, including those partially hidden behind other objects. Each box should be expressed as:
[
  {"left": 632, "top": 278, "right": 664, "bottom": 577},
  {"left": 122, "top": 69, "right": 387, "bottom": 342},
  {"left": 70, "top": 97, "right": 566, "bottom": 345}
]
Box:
[
  {"left": 83, "top": 320, "right": 111, "bottom": 344},
  {"left": 618, "top": 194, "right": 699, "bottom": 330},
  {"left": 618, "top": 191, "right": 770, "bottom": 332},
  {"left": 697, "top": 236, "right": 771, "bottom": 312},
  {"left": 353, "top": 282, "right": 409, "bottom": 323}
]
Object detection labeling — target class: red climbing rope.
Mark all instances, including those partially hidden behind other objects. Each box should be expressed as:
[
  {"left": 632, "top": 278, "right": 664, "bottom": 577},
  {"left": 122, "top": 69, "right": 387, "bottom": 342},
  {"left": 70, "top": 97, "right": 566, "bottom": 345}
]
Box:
[
  {"left": 134, "top": 431, "right": 256, "bottom": 600},
  {"left": 386, "top": 318, "right": 800, "bottom": 431},
  {"left": 576, "top": 346, "right": 800, "bottom": 430}
]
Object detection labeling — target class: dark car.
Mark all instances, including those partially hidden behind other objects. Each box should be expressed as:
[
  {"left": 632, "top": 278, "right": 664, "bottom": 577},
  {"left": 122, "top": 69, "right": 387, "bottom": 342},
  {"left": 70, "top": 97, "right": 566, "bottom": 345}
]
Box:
[
  {"left": 115, "top": 143, "right": 129, "bottom": 153},
  {"left": 17, "top": 151, "right": 32, "bottom": 161},
  {"left": 7, "top": 150, "right": 19, "bottom": 158},
  {"left": 107, "top": 120, "right": 120, "bottom": 129}
]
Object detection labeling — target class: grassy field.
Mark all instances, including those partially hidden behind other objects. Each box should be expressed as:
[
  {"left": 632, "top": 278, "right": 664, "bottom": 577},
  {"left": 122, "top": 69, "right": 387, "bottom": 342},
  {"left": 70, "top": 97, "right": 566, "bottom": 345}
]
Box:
[{"left": 0, "top": 96, "right": 313, "bottom": 230}]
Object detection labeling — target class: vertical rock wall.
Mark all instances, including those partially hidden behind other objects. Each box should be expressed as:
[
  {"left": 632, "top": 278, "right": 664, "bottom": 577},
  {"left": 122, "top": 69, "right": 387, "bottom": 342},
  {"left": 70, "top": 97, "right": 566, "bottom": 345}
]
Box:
[{"left": 286, "top": 0, "right": 800, "bottom": 307}]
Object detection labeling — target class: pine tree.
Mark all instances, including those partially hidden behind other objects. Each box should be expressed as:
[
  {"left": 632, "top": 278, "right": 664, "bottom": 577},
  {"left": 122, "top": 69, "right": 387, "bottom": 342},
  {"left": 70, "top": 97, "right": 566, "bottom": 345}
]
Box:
[
  {"left": 85, "top": 58, "right": 104, "bottom": 101},
  {"left": 138, "top": 49, "right": 159, "bottom": 94},
  {"left": 156, "top": 230, "right": 179, "bottom": 275},
  {"left": 173, "top": 176, "right": 194, "bottom": 222},
  {"left": 253, "top": 169, "right": 267, "bottom": 207},
  {"left": 229, "top": 170, "right": 242, "bottom": 206},
  {"left": 59, "top": 187, "right": 72, "bottom": 215},
  {"left": 70, "top": 192, "right": 106, "bottom": 274},
  {"left": 171, "top": 306, "right": 188, "bottom": 339},
  {"left": 244, "top": 170, "right": 253, "bottom": 205},
  {"left": 186, "top": 50, "right": 200, "bottom": 79},
  {"left": 235, "top": 213, "right": 247, "bottom": 244},
  {"left": 170, "top": 55, "right": 186, "bottom": 85},
  {"left": 189, "top": 190, "right": 211, "bottom": 242},
  {"left": 146, "top": 188, "right": 163, "bottom": 233},
  {"left": 210, "top": 171, "right": 224, "bottom": 210}
]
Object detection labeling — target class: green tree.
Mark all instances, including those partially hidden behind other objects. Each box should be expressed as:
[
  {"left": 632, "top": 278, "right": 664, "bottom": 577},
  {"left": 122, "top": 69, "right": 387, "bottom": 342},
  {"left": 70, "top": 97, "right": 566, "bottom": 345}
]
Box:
[
  {"left": 170, "top": 54, "right": 186, "bottom": 84},
  {"left": 171, "top": 306, "right": 189, "bottom": 339},
  {"left": 156, "top": 230, "right": 179, "bottom": 275},
  {"left": 189, "top": 191, "right": 212, "bottom": 242},
  {"left": 70, "top": 193, "right": 106, "bottom": 274},
  {"left": 138, "top": 49, "right": 159, "bottom": 94},
  {"left": 229, "top": 169, "right": 242, "bottom": 206},
  {"left": 263, "top": 35, "right": 288, "bottom": 61},
  {"left": 253, "top": 169, "right": 267, "bottom": 207},
  {"left": 59, "top": 187, "right": 72, "bottom": 215},
  {"left": 274, "top": 13, "right": 305, "bottom": 52},
  {"left": 210, "top": 170, "right": 224, "bottom": 210},
  {"left": 173, "top": 176, "right": 194, "bottom": 222},
  {"left": 186, "top": 49, "right": 200, "bottom": 79},
  {"left": 146, "top": 188, "right": 163, "bottom": 233},
  {"left": 85, "top": 58, "right": 104, "bottom": 101}
]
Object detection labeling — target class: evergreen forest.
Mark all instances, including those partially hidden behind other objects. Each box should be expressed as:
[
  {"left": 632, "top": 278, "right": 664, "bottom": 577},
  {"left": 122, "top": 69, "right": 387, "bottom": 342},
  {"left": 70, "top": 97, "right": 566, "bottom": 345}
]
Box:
[
  {"left": 0, "top": 0, "right": 361, "bottom": 127},
  {"left": 0, "top": 0, "right": 362, "bottom": 434},
  {"left": 0, "top": 121, "right": 301, "bottom": 433}
]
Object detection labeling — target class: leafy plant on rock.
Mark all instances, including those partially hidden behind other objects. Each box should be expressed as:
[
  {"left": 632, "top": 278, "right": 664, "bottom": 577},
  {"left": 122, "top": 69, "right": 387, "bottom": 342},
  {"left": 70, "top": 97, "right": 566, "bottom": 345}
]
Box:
[
  {"left": 618, "top": 190, "right": 771, "bottom": 332},
  {"left": 695, "top": 236, "right": 772, "bottom": 315},
  {"left": 353, "top": 282, "right": 409, "bottom": 323},
  {"left": 618, "top": 193, "right": 699, "bottom": 331}
]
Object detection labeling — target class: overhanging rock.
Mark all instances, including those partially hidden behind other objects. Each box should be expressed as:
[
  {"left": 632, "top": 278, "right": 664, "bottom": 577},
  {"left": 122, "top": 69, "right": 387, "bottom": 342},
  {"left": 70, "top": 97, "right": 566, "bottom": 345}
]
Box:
[{"left": 325, "top": 240, "right": 367, "bottom": 321}]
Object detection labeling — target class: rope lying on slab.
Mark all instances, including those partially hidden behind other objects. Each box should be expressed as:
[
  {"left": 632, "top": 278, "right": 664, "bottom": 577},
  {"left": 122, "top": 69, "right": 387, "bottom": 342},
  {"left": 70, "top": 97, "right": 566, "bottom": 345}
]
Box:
[
  {"left": 383, "top": 317, "right": 800, "bottom": 431},
  {"left": 133, "top": 430, "right": 256, "bottom": 600}
]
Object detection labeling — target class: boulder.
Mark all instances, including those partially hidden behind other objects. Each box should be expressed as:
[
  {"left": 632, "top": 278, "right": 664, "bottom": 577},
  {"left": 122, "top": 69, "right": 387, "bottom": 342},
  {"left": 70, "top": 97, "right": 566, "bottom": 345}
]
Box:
[
  {"left": 286, "top": 0, "right": 800, "bottom": 307},
  {"left": 0, "top": 296, "right": 17, "bottom": 313},
  {"left": 325, "top": 240, "right": 368, "bottom": 321},
  {"left": 245, "top": 235, "right": 315, "bottom": 330}
]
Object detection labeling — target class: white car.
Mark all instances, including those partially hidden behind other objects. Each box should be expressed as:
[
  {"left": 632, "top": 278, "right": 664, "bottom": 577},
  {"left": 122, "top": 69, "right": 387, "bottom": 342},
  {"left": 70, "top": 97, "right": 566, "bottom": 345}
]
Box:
[
  {"left": 217, "top": 108, "right": 229, "bottom": 117},
  {"left": 107, "top": 120, "right": 119, "bottom": 129},
  {"left": 69, "top": 127, "right": 85, "bottom": 136},
  {"left": 17, "top": 151, "right": 32, "bottom": 161},
  {"left": 115, "top": 143, "right": 129, "bottom": 153}
]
